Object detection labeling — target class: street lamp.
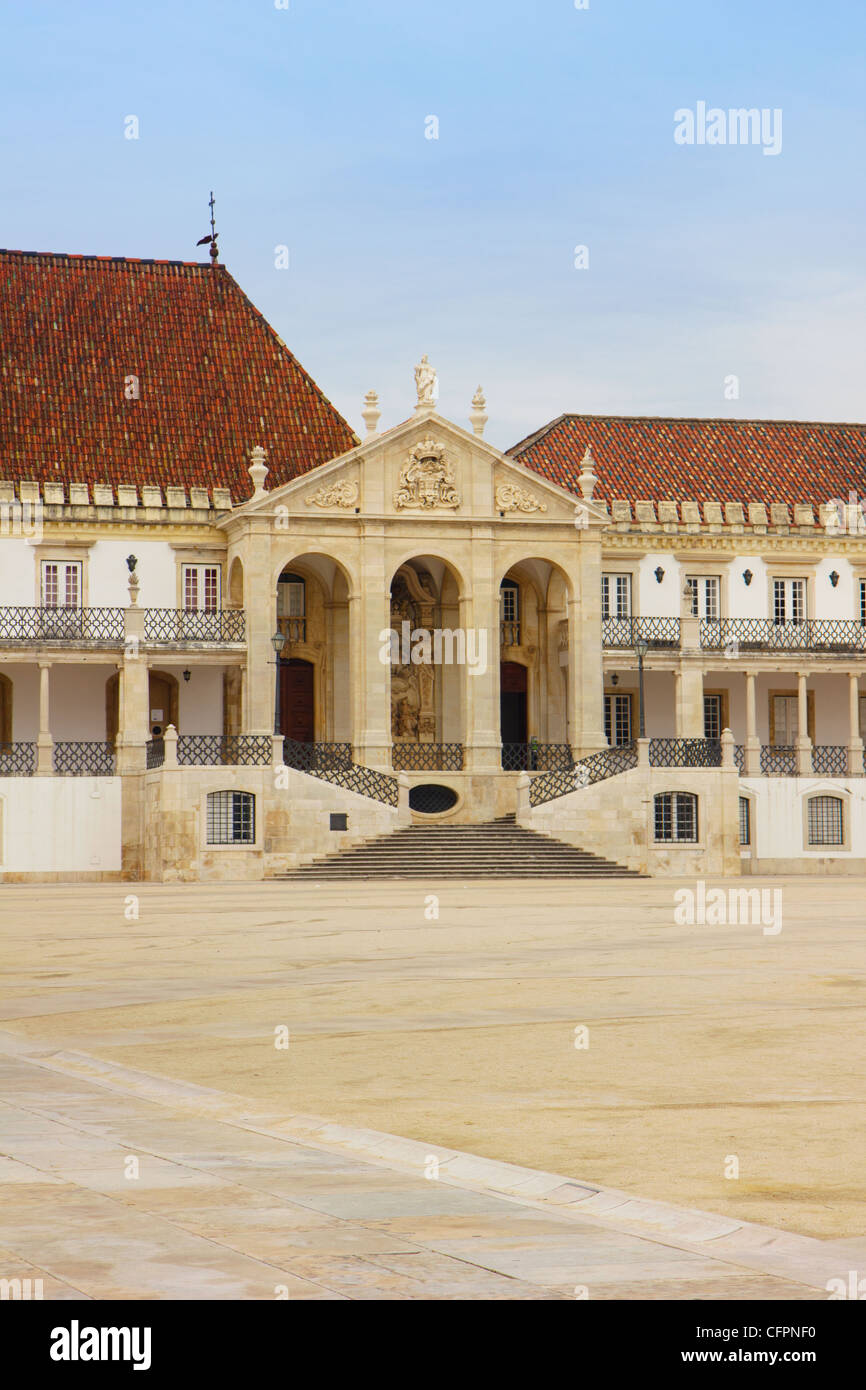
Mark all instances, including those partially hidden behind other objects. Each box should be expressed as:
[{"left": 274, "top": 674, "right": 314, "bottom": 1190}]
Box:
[
  {"left": 634, "top": 637, "right": 649, "bottom": 739},
  {"left": 271, "top": 630, "right": 284, "bottom": 735}
]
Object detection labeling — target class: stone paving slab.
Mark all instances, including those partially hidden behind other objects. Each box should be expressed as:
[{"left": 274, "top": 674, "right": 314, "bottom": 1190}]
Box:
[{"left": 0, "top": 1037, "right": 846, "bottom": 1301}]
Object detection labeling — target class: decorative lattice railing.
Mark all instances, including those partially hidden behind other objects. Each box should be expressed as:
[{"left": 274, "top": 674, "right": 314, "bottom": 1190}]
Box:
[
  {"left": 391, "top": 743, "right": 464, "bottom": 771},
  {"left": 530, "top": 742, "right": 638, "bottom": 807},
  {"left": 53, "top": 741, "right": 116, "bottom": 775},
  {"left": 760, "top": 745, "right": 796, "bottom": 776},
  {"left": 146, "top": 739, "right": 165, "bottom": 769},
  {"left": 811, "top": 745, "right": 848, "bottom": 777},
  {"left": 0, "top": 606, "right": 125, "bottom": 644},
  {"left": 176, "top": 735, "right": 272, "bottom": 766},
  {"left": 142, "top": 609, "right": 246, "bottom": 643},
  {"left": 649, "top": 737, "right": 722, "bottom": 768},
  {"left": 700, "top": 618, "right": 866, "bottom": 653},
  {"left": 0, "top": 742, "right": 36, "bottom": 775},
  {"left": 283, "top": 741, "right": 353, "bottom": 773},
  {"left": 501, "top": 743, "right": 574, "bottom": 772},
  {"left": 602, "top": 617, "right": 681, "bottom": 648}
]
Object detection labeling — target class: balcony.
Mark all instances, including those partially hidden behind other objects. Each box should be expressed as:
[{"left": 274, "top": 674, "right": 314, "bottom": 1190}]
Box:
[
  {"left": 500, "top": 620, "right": 521, "bottom": 646},
  {"left": 0, "top": 606, "right": 125, "bottom": 645},
  {"left": 602, "top": 617, "right": 681, "bottom": 649},
  {"left": 700, "top": 618, "right": 866, "bottom": 653},
  {"left": 277, "top": 616, "right": 306, "bottom": 646},
  {"left": 142, "top": 609, "right": 245, "bottom": 644}
]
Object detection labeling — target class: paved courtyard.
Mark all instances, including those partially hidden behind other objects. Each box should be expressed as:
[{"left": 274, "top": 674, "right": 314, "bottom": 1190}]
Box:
[{"left": 0, "top": 876, "right": 863, "bottom": 1299}]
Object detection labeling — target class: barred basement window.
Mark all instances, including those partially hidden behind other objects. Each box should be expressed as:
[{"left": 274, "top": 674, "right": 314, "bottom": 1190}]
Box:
[
  {"left": 207, "top": 790, "right": 255, "bottom": 845},
  {"left": 654, "top": 792, "right": 698, "bottom": 843},
  {"left": 738, "top": 796, "right": 751, "bottom": 846},
  {"left": 807, "top": 795, "right": 843, "bottom": 847}
]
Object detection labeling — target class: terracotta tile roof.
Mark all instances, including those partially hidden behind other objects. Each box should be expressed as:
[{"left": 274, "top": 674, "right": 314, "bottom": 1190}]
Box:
[
  {"left": 508, "top": 413, "right": 866, "bottom": 508},
  {"left": 0, "top": 249, "right": 358, "bottom": 499}
]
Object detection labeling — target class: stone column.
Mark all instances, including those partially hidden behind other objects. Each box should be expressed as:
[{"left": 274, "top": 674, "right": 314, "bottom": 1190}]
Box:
[
  {"left": 678, "top": 664, "right": 705, "bottom": 738},
  {"left": 35, "top": 660, "right": 53, "bottom": 774},
  {"left": 570, "top": 533, "right": 607, "bottom": 757},
  {"left": 848, "top": 672, "right": 863, "bottom": 775},
  {"left": 796, "top": 670, "right": 812, "bottom": 775},
  {"left": 461, "top": 581, "right": 500, "bottom": 774},
  {"left": 673, "top": 669, "right": 683, "bottom": 736},
  {"left": 743, "top": 669, "right": 761, "bottom": 775},
  {"left": 242, "top": 519, "right": 278, "bottom": 735},
  {"left": 352, "top": 527, "right": 391, "bottom": 769},
  {"left": 115, "top": 654, "right": 148, "bottom": 773}
]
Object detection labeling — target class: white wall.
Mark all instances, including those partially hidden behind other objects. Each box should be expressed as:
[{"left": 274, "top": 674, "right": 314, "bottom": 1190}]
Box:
[
  {"left": 0, "top": 777, "right": 121, "bottom": 872},
  {"left": 176, "top": 666, "right": 223, "bottom": 734},
  {"left": 741, "top": 776, "right": 866, "bottom": 861},
  {"left": 88, "top": 540, "right": 178, "bottom": 608}
]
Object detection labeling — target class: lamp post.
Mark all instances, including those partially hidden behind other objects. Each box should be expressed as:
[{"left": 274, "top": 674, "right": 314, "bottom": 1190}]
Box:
[
  {"left": 634, "top": 638, "right": 648, "bottom": 739},
  {"left": 271, "top": 631, "right": 284, "bottom": 735}
]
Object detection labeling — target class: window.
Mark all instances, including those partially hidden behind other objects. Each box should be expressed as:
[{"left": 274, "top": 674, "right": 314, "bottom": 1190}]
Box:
[
  {"left": 278, "top": 573, "right": 306, "bottom": 618},
  {"left": 42, "top": 561, "right": 81, "bottom": 608},
  {"left": 807, "top": 795, "right": 843, "bottom": 847},
  {"left": 206, "top": 790, "right": 255, "bottom": 845},
  {"left": 738, "top": 797, "right": 751, "bottom": 846},
  {"left": 686, "top": 576, "right": 720, "bottom": 620},
  {"left": 183, "top": 564, "right": 220, "bottom": 611},
  {"left": 500, "top": 579, "right": 520, "bottom": 642},
  {"left": 604, "top": 693, "right": 632, "bottom": 746},
  {"left": 773, "top": 578, "right": 805, "bottom": 625},
  {"left": 703, "top": 694, "right": 723, "bottom": 740},
  {"left": 860, "top": 579, "right": 866, "bottom": 627},
  {"left": 654, "top": 792, "right": 698, "bottom": 843},
  {"left": 771, "top": 695, "right": 798, "bottom": 745},
  {"left": 601, "top": 574, "right": 631, "bottom": 620}
]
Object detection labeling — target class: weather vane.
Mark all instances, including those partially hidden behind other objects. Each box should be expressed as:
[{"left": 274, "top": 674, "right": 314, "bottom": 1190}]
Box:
[{"left": 196, "top": 192, "right": 219, "bottom": 264}]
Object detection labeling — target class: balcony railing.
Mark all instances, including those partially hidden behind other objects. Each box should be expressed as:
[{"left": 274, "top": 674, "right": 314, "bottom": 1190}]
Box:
[
  {"left": 602, "top": 617, "right": 681, "bottom": 649},
  {"left": 146, "top": 738, "right": 165, "bottom": 769},
  {"left": 392, "top": 743, "right": 464, "bottom": 771},
  {"left": 649, "top": 737, "right": 722, "bottom": 768},
  {"left": 142, "top": 609, "right": 246, "bottom": 644},
  {"left": 176, "top": 734, "right": 272, "bottom": 766},
  {"left": 501, "top": 743, "right": 574, "bottom": 772},
  {"left": 530, "top": 742, "right": 637, "bottom": 807},
  {"left": 53, "top": 741, "right": 116, "bottom": 775},
  {"left": 277, "top": 616, "right": 307, "bottom": 645},
  {"left": 0, "top": 742, "right": 36, "bottom": 775},
  {"left": 283, "top": 741, "right": 398, "bottom": 805},
  {"left": 812, "top": 745, "right": 848, "bottom": 777},
  {"left": 0, "top": 606, "right": 125, "bottom": 645},
  {"left": 500, "top": 621, "right": 521, "bottom": 646},
  {"left": 700, "top": 618, "right": 866, "bottom": 653},
  {"left": 760, "top": 745, "right": 796, "bottom": 776}
]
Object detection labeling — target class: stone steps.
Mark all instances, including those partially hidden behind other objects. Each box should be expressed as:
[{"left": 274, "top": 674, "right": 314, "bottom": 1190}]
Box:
[{"left": 274, "top": 817, "right": 641, "bottom": 880}]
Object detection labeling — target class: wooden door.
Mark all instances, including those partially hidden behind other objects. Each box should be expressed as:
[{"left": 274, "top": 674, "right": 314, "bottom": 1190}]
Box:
[
  {"left": 500, "top": 661, "right": 527, "bottom": 744},
  {"left": 282, "top": 659, "right": 314, "bottom": 742}
]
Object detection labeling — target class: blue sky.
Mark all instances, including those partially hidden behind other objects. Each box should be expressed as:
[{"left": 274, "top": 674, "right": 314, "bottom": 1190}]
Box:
[{"left": 3, "top": 0, "right": 864, "bottom": 447}]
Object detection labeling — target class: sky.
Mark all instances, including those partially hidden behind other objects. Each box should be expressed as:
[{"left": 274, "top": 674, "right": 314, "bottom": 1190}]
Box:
[{"left": 2, "top": 0, "right": 865, "bottom": 449}]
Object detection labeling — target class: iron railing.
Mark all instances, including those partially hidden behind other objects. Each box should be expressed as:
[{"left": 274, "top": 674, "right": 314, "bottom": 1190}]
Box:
[
  {"left": 530, "top": 742, "right": 637, "bottom": 807},
  {"left": 734, "top": 744, "right": 745, "bottom": 773},
  {"left": 501, "top": 743, "right": 574, "bottom": 772},
  {"left": 392, "top": 743, "right": 464, "bottom": 771},
  {"left": 812, "top": 745, "right": 848, "bottom": 777},
  {"left": 146, "top": 738, "right": 165, "bottom": 769},
  {"left": 0, "top": 742, "right": 36, "bottom": 775},
  {"left": 283, "top": 741, "right": 353, "bottom": 773},
  {"left": 0, "top": 606, "right": 125, "bottom": 644},
  {"left": 700, "top": 618, "right": 866, "bottom": 653},
  {"left": 649, "top": 737, "right": 722, "bottom": 768},
  {"left": 176, "top": 734, "right": 272, "bottom": 766},
  {"left": 760, "top": 745, "right": 796, "bottom": 776},
  {"left": 602, "top": 616, "right": 681, "bottom": 649},
  {"left": 291, "top": 756, "right": 399, "bottom": 806},
  {"left": 142, "top": 609, "right": 246, "bottom": 643},
  {"left": 53, "top": 741, "right": 116, "bottom": 775}
]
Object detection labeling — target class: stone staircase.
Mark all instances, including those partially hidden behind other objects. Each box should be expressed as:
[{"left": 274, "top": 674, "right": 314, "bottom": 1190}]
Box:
[{"left": 274, "top": 814, "right": 641, "bottom": 880}]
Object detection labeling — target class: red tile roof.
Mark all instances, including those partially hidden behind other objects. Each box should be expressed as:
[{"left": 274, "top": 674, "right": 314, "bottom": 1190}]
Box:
[
  {"left": 508, "top": 413, "right": 866, "bottom": 508},
  {"left": 0, "top": 249, "right": 358, "bottom": 499}
]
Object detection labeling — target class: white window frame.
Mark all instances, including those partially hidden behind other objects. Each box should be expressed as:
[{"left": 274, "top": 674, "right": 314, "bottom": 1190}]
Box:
[
  {"left": 772, "top": 577, "right": 806, "bottom": 626},
  {"left": 604, "top": 692, "right": 633, "bottom": 747},
  {"left": 602, "top": 573, "right": 632, "bottom": 620},
  {"left": 182, "top": 564, "right": 220, "bottom": 612},
  {"left": 685, "top": 575, "right": 720, "bottom": 621},
  {"left": 41, "top": 560, "right": 82, "bottom": 609}
]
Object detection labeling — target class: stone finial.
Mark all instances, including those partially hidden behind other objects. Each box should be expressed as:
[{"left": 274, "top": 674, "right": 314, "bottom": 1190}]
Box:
[
  {"left": 127, "top": 555, "right": 140, "bottom": 607},
  {"left": 578, "top": 444, "right": 597, "bottom": 500},
  {"left": 248, "top": 445, "right": 269, "bottom": 498},
  {"left": 414, "top": 354, "right": 437, "bottom": 411},
  {"left": 362, "top": 390, "right": 381, "bottom": 436},
  {"left": 469, "top": 386, "right": 488, "bottom": 438}
]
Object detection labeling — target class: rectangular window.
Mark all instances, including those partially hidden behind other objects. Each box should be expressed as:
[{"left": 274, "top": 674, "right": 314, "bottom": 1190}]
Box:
[
  {"left": 773, "top": 578, "right": 805, "bottom": 625},
  {"left": 282, "top": 583, "right": 305, "bottom": 618},
  {"left": 654, "top": 792, "right": 698, "bottom": 843},
  {"left": 703, "top": 694, "right": 723, "bottom": 741},
  {"left": 604, "top": 693, "right": 632, "bottom": 747},
  {"left": 772, "top": 694, "right": 798, "bottom": 745},
  {"left": 738, "top": 796, "right": 751, "bottom": 846},
  {"left": 601, "top": 574, "right": 631, "bottom": 620},
  {"left": 41, "top": 561, "right": 82, "bottom": 608},
  {"left": 206, "top": 790, "right": 255, "bottom": 845},
  {"left": 807, "top": 796, "right": 843, "bottom": 847},
  {"left": 182, "top": 564, "right": 220, "bottom": 611},
  {"left": 500, "top": 585, "right": 518, "bottom": 624},
  {"left": 685, "top": 576, "right": 720, "bottom": 620}
]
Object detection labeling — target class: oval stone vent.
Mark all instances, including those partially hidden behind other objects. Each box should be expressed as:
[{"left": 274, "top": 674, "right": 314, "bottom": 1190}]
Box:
[{"left": 409, "top": 783, "right": 459, "bottom": 815}]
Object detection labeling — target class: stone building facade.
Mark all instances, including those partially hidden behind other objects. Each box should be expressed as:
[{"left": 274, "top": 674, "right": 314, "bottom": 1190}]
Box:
[{"left": 2, "top": 248, "right": 866, "bottom": 879}]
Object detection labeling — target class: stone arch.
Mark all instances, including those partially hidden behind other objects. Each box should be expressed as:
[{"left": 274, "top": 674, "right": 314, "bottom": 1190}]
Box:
[
  {"left": 274, "top": 553, "right": 356, "bottom": 743},
  {"left": 387, "top": 555, "right": 467, "bottom": 759},
  {"left": 496, "top": 556, "right": 575, "bottom": 748}
]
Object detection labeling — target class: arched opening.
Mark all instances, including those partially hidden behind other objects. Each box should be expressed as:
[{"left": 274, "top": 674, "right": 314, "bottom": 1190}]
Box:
[
  {"left": 228, "top": 557, "right": 244, "bottom": 609},
  {"left": 388, "top": 556, "right": 465, "bottom": 769},
  {"left": 274, "top": 555, "right": 354, "bottom": 746},
  {"left": 500, "top": 661, "right": 528, "bottom": 747},
  {"left": 498, "top": 558, "right": 572, "bottom": 762},
  {"left": 148, "top": 670, "right": 179, "bottom": 737}
]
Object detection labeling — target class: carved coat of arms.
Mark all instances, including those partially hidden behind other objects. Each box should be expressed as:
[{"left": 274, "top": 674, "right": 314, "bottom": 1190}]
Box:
[{"left": 394, "top": 438, "right": 460, "bottom": 510}]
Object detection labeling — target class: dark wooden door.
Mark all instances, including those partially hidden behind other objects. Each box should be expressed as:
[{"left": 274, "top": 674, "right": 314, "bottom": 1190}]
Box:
[
  {"left": 500, "top": 661, "right": 527, "bottom": 744},
  {"left": 281, "top": 659, "right": 314, "bottom": 741}
]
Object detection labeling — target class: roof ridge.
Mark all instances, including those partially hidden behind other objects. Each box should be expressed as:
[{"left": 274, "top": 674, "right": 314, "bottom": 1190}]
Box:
[
  {"left": 0, "top": 247, "right": 215, "bottom": 270},
  {"left": 554, "top": 412, "right": 866, "bottom": 430}
]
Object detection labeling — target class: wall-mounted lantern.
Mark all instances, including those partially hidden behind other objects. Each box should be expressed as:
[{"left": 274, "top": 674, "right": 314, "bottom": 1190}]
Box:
[
  {"left": 743, "top": 569, "right": 753, "bottom": 586},
  {"left": 182, "top": 669, "right": 191, "bottom": 683},
  {"left": 830, "top": 570, "right": 840, "bottom": 587},
  {"left": 611, "top": 673, "right": 619, "bottom": 686},
  {"left": 654, "top": 566, "right": 665, "bottom": 584}
]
